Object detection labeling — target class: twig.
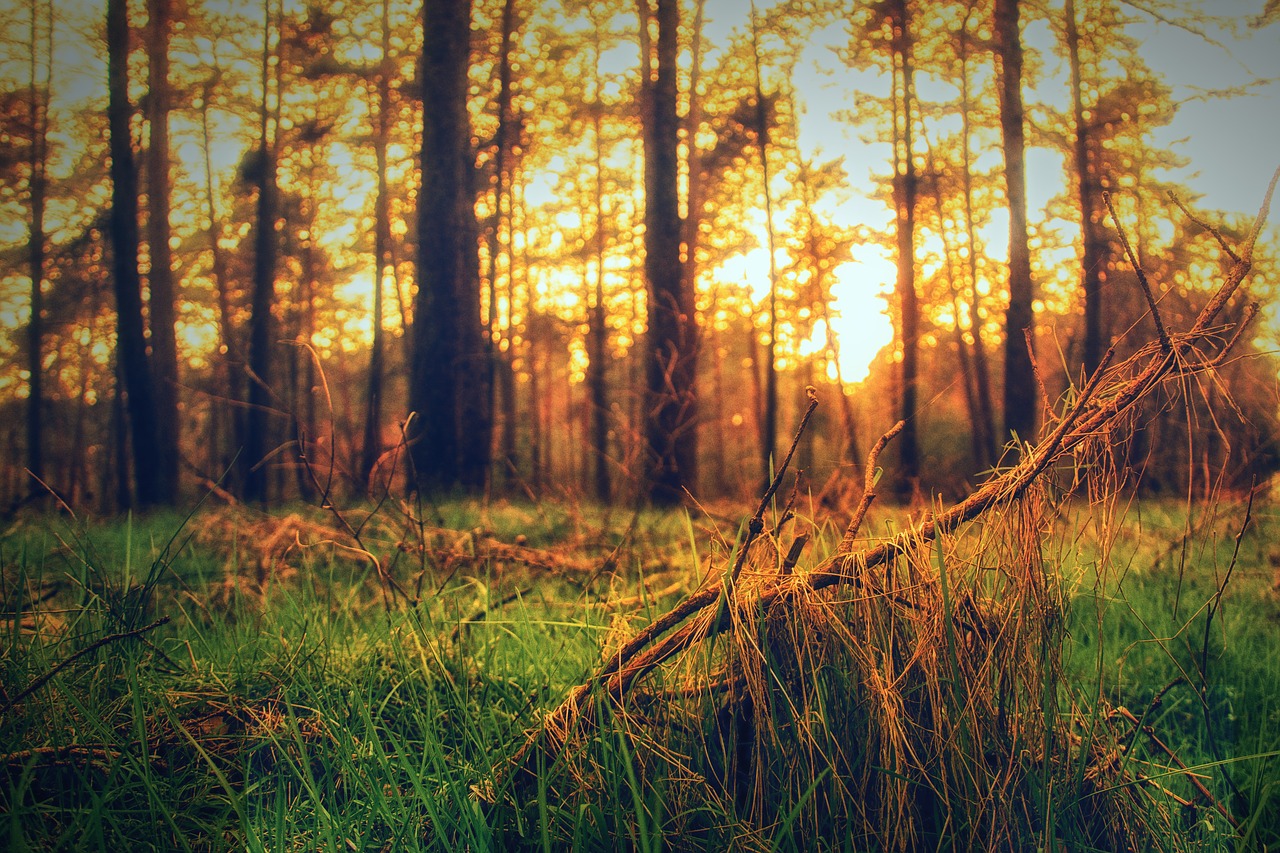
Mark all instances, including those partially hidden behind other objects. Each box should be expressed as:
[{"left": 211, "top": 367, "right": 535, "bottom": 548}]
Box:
[
  {"left": 838, "top": 420, "right": 904, "bottom": 553},
  {"left": 728, "top": 387, "right": 820, "bottom": 585},
  {"left": 1167, "top": 190, "right": 1239, "bottom": 264},
  {"left": 1026, "top": 327, "right": 1052, "bottom": 413},
  {"left": 1110, "top": 706, "right": 1239, "bottom": 830},
  {"left": 1105, "top": 190, "right": 1173, "bottom": 354},
  {"left": 0, "top": 616, "right": 171, "bottom": 718}
]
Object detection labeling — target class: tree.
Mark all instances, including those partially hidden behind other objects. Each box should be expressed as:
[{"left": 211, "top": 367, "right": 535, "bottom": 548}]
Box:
[
  {"left": 24, "top": 0, "right": 51, "bottom": 502},
  {"left": 955, "top": 3, "right": 997, "bottom": 467},
  {"left": 107, "top": 0, "right": 165, "bottom": 507},
  {"left": 640, "top": 0, "right": 696, "bottom": 504},
  {"left": 994, "top": 0, "right": 1036, "bottom": 446},
  {"left": 479, "top": 0, "right": 522, "bottom": 491},
  {"left": 887, "top": 0, "right": 921, "bottom": 497},
  {"left": 145, "top": 0, "right": 181, "bottom": 503},
  {"left": 240, "top": 0, "right": 281, "bottom": 503},
  {"left": 360, "top": 0, "right": 395, "bottom": 489},
  {"left": 749, "top": 2, "right": 780, "bottom": 494},
  {"left": 1065, "top": 0, "right": 1107, "bottom": 379},
  {"left": 409, "top": 0, "right": 492, "bottom": 493}
]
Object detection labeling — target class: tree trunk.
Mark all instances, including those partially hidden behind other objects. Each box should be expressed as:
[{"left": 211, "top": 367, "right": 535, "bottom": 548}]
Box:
[
  {"left": 640, "top": 0, "right": 696, "bottom": 504},
  {"left": 588, "top": 98, "right": 612, "bottom": 503},
  {"left": 410, "top": 0, "right": 491, "bottom": 493},
  {"left": 361, "top": 0, "right": 393, "bottom": 490},
  {"left": 750, "top": 6, "right": 779, "bottom": 494},
  {"left": 995, "top": 0, "right": 1037, "bottom": 445},
  {"left": 200, "top": 75, "right": 238, "bottom": 484},
  {"left": 1066, "top": 0, "right": 1107, "bottom": 379},
  {"left": 242, "top": 0, "right": 279, "bottom": 503},
  {"left": 25, "top": 0, "right": 49, "bottom": 501},
  {"left": 145, "top": 0, "right": 180, "bottom": 503},
  {"left": 108, "top": 0, "right": 165, "bottom": 508},
  {"left": 490, "top": 0, "right": 520, "bottom": 488},
  {"left": 957, "top": 4, "right": 997, "bottom": 466},
  {"left": 888, "top": 0, "right": 920, "bottom": 499}
]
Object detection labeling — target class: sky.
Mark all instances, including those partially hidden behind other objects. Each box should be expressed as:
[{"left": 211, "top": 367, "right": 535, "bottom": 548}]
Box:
[{"left": 698, "top": 0, "right": 1280, "bottom": 381}]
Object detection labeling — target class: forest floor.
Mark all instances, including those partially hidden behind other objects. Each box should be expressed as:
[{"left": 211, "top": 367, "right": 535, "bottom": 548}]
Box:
[{"left": 2, "top": 494, "right": 1279, "bottom": 851}]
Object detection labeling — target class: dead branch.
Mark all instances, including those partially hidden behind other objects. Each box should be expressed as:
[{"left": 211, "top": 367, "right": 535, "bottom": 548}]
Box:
[
  {"left": 493, "top": 165, "right": 1280, "bottom": 797},
  {"left": 0, "top": 616, "right": 170, "bottom": 718}
]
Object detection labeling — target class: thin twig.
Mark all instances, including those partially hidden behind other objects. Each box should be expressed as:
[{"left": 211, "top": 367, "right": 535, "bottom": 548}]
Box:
[
  {"left": 1168, "top": 190, "right": 1239, "bottom": 264},
  {"left": 1026, "top": 327, "right": 1052, "bottom": 413},
  {"left": 838, "top": 420, "right": 904, "bottom": 553},
  {"left": 1104, "top": 190, "right": 1173, "bottom": 354},
  {"left": 1110, "top": 706, "right": 1239, "bottom": 830},
  {"left": 1, "top": 616, "right": 171, "bottom": 718},
  {"left": 728, "top": 387, "right": 819, "bottom": 585}
]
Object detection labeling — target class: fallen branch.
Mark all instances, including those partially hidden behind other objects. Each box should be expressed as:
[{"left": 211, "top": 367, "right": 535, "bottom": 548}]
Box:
[
  {"left": 0, "top": 615, "right": 171, "bottom": 718},
  {"left": 493, "top": 165, "right": 1279, "bottom": 797}
]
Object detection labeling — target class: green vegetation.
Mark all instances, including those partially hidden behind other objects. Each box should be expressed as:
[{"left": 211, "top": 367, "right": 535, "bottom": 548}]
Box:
[{"left": 2, "top": 497, "right": 1278, "bottom": 851}]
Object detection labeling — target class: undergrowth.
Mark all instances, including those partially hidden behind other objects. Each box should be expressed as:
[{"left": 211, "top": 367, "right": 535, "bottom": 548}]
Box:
[{"left": 1, "top": 494, "right": 1277, "bottom": 851}]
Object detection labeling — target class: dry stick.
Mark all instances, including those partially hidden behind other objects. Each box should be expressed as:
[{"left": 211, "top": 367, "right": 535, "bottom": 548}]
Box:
[
  {"left": 729, "top": 387, "right": 820, "bottom": 587},
  {"left": 1110, "top": 706, "right": 1240, "bottom": 830},
  {"left": 1168, "top": 191, "right": 1240, "bottom": 264},
  {"left": 498, "top": 168, "right": 1279, "bottom": 791},
  {"left": 0, "top": 615, "right": 171, "bottom": 718},
  {"left": 1104, "top": 190, "right": 1173, "bottom": 354},
  {"left": 1025, "top": 327, "right": 1053, "bottom": 414},
  {"left": 838, "top": 420, "right": 905, "bottom": 553}
]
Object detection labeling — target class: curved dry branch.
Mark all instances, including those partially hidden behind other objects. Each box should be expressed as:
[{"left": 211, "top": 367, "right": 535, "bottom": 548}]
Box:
[{"left": 493, "top": 166, "right": 1279, "bottom": 796}]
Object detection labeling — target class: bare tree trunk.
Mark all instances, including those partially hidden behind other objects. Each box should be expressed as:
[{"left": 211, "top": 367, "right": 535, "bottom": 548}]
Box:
[
  {"left": 888, "top": 0, "right": 920, "bottom": 499},
  {"left": 639, "top": 0, "right": 696, "bottom": 504},
  {"left": 108, "top": 0, "right": 164, "bottom": 508},
  {"left": 490, "top": 0, "right": 519, "bottom": 489},
  {"left": 588, "top": 98, "right": 612, "bottom": 503},
  {"left": 111, "top": 353, "right": 131, "bottom": 510},
  {"left": 750, "top": 5, "right": 779, "bottom": 494},
  {"left": 995, "top": 0, "right": 1037, "bottom": 445},
  {"left": 242, "top": 0, "right": 279, "bottom": 503},
  {"left": 1066, "top": 0, "right": 1107, "bottom": 378},
  {"left": 200, "top": 74, "right": 238, "bottom": 484},
  {"left": 958, "top": 5, "right": 997, "bottom": 466},
  {"left": 25, "top": 0, "right": 49, "bottom": 501},
  {"left": 146, "top": 0, "right": 180, "bottom": 503},
  {"left": 361, "top": 0, "right": 394, "bottom": 489},
  {"left": 410, "top": 0, "right": 491, "bottom": 493}
]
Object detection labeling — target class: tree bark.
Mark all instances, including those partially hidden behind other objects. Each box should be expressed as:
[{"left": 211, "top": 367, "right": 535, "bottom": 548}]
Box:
[
  {"left": 108, "top": 0, "right": 164, "bottom": 507},
  {"left": 25, "top": 0, "right": 49, "bottom": 500},
  {"left": 995, "top": 0, "right": 1037, "bottom": 445},
  {"left": 1066, "top": 0, "right": 1107, "bottom": 378},
  {"left": 241, "top": 0, "right": 279, "bottom": 503},
  {"left": 145, "top": 0, "right": 180, "bottom": 503},
  {"left": 750, "top": 6, "right": 779, "bottom": 495},
  {"left": 958, "top": 3, "right": 997, "bottom": 466},
  {"left": 640, "top": 0, "right": 697, "bottom": 504},
  {"left": 588, "top": 96, "right": 612, "bottom": 503},
  {"left": 361, "top": 0, "right": 394, "bottom": 489},
  {"left": 888, "top": 0, "right": 920, "bottom": 498},
  {"left": 409, "top": 0, "right": 492, "bottom": 493}
]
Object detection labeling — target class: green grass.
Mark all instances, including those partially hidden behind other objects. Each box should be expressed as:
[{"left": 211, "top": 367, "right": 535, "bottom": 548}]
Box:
[{"left": 2, "top": 498, "right": 1278, "bottom": 850}]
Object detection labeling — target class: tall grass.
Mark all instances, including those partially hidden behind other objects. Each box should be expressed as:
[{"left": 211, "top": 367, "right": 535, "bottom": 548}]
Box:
[{"left": 1, "top": 496, "right": 1277, "bottom": 850}]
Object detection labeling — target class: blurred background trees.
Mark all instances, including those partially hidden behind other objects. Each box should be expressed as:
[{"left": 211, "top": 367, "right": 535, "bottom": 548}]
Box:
[{"left": 0, "top": 0, "right": 1275, "bottom": 511}]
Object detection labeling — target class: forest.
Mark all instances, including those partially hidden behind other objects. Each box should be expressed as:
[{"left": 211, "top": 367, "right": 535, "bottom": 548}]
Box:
[
  {"left": 3, "top": 0, "right": 1280, "bottom": 850},
  {"left": 1, "top": 0, "right": 1276, "bottom": 510}
]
